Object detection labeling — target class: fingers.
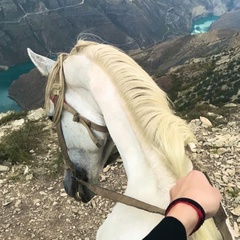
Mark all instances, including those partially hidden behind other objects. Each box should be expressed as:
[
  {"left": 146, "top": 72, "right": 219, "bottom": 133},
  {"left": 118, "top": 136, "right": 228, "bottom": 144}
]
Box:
[{"left": 170, "top": 170, "right": 222, "bottom": 219}]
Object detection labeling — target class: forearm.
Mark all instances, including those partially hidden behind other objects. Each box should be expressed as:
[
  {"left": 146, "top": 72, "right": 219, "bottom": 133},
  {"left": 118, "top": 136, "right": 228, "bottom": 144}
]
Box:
[
  {"left": 165, "top": 202, "right": 199, "bottom": 236},
  {"left": 143, "top": 216, "right": 187, "bottom": 240},
  {"left": 143, "top": 200, "right": 202, "bottom": 240}
]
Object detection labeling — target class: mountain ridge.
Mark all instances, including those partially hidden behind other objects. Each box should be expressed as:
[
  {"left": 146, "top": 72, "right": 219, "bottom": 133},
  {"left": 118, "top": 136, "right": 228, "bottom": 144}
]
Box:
[{"left": 0, "top": 0, "right": 238, "bottom": 66}]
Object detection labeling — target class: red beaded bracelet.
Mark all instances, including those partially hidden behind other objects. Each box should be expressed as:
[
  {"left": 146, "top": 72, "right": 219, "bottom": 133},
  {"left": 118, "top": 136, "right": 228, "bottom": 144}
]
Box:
[{"left": 165, "top": 198, "right": 206, "bottom": 235}]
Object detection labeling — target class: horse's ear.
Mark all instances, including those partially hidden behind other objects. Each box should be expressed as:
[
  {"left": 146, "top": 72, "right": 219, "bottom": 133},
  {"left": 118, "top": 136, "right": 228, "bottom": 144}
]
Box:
[{"left": 27, "top": 48, "right": 55, "bottom": 76}]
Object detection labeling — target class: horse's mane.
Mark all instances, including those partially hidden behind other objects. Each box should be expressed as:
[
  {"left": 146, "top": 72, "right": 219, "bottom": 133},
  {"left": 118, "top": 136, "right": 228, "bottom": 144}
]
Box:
[{"left": 72, "top": 41, "right": 195, "bottom": 177}]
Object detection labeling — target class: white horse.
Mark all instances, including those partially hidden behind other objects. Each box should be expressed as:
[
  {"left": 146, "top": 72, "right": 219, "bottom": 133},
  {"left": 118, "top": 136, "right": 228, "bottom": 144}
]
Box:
[{"left": 28, "top": 40, "right": 226, "bottom": 240}]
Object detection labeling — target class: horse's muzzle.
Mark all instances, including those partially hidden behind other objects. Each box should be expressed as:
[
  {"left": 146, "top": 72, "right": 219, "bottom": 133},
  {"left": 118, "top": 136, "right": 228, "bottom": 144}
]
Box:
[{"left": 63, "top": 169, "right": 95, "bottom": 203}]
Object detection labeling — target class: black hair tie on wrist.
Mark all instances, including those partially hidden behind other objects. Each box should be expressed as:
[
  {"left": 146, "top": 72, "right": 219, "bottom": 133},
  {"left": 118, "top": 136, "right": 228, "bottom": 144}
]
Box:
[{"left": 165, "top": 198, "right": 206, "bottom": 235}]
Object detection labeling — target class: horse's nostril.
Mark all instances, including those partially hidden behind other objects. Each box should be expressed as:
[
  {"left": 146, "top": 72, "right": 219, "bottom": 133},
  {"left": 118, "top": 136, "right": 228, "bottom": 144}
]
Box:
[
  {"left": 48, "top": 116, "right": 53, "bottom": 122},
  {"left": 75, "top": 168, "right": 88, "bottom": 182}
]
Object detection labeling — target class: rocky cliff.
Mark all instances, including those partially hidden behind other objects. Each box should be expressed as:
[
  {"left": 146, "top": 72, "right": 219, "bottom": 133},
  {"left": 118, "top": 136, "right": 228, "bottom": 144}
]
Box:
[{"left": 0, "top": 0, "right": 236, "bottom": 66}]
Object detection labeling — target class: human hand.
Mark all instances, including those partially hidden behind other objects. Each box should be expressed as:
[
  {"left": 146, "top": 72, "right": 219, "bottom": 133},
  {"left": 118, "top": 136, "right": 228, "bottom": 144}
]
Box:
[
  {"left": 166, "top": 170, "right": 222, "bottom": 236},
  {"left": 170, "top": 170, "right": 222, "bottom": 218}
]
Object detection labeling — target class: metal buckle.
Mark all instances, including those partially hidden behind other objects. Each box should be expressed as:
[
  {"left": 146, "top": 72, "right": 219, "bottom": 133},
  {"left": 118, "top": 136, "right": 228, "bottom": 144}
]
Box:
[{"left": 52, "top": 83, "right": 61, "bottom": 95}]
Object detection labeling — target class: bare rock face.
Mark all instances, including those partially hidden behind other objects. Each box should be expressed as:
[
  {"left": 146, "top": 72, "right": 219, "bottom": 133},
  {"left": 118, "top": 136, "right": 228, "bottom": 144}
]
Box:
[
  {"left": 192, "top": 2, "right": 228, "bottom": 18},
  {"left": 0, "top": 0, "right": 234, "bottom": 66},
  {"left": 8, "top": 68, "right": 47, "bottom": 111},
  {"left": 210, "top": 10, "right": 240, "bottom": 31}
]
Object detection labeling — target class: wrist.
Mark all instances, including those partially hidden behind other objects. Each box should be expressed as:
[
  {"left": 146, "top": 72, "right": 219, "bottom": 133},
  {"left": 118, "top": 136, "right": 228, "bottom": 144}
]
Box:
[
  {"left": 166, "top": 203, "right": 198, "bottom": 236},
  {"left": 165, "top": 198, "right": 205, "bottom": 236}
]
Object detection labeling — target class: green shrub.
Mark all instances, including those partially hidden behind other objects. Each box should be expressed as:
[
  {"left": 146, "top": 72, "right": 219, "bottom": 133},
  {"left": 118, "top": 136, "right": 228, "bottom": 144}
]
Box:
[
  {"left": 0, "top": 111, "right": 27, "bottom": 126},
  {"left": 227, "top": 188, "right": 239, "bottom": 198},
  {"left": 48, "top": 149, "right": 64, "bottom": 178},
  {"left": 0, "top": 120, "right": 47, "bottom": 165}
]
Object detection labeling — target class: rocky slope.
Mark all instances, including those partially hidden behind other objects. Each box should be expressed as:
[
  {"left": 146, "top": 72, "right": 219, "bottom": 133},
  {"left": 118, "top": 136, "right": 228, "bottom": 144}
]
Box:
[
  {"left": 131, "top": 29, "right": 240, "bottom": 111},
  {"left": 0, "top": 0, "right": 236, "bottom": 66},
  {"left": 132, "top": 29, "right": 240, "bottom": 74},
  {"left": 169, "top": 49, "right": 240, "bottom": 111},
  {"left": 0, "top": 104, "right": 239, "bottom": 239}
]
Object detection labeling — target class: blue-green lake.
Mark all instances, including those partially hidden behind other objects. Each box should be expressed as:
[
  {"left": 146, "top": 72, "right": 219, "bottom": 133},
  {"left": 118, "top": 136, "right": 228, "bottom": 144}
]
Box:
[
  {"left": 191, "top": 15, "right": 219, "bottom": 35},
  {"left": 0, "top": 62, "right": 34, "bottom": 113}
]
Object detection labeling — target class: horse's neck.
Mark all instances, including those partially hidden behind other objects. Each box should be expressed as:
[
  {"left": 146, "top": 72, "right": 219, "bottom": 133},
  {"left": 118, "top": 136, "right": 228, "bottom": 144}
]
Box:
[
  {"left": 63, "top": 55, "right": 177, "bottom": 239},
  {"left": 89, "top": 64, "right": 175, "bottom": 205},
  {"left": 90, "top": 66, "right": 177, "bottom": 240}
]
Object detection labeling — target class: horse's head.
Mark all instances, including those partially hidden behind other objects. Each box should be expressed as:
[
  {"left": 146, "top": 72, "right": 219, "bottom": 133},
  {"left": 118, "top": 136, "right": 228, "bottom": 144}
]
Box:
[{"left": 27, "top": 48, "right": 116, "bottom": 203}]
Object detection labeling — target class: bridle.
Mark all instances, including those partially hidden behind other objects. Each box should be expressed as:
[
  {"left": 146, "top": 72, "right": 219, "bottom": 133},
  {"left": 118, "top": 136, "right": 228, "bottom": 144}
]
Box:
[
  {"left": 51, "top": 95, "right": 166, "bottom": 215},
  {"left": 52, "top": 95, "right": 108, "bottom": 148}
]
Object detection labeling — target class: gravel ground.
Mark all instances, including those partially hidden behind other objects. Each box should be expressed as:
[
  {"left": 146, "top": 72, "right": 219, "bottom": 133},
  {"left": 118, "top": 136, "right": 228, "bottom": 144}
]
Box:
[
  {"left": 0, "top": 104, "right": 239, "bottom": 239},
  {"left": 189, "top": 104, "right": 240, "bottom": 239}
]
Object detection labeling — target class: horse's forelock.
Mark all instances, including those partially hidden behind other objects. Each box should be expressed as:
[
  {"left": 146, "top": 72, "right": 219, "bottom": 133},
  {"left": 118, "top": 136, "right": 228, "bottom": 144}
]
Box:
[{"left": 45, "top": 53, "right": 68, "bottom": 126}]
